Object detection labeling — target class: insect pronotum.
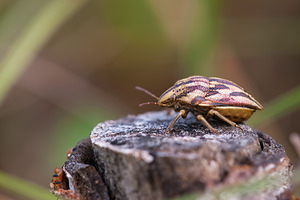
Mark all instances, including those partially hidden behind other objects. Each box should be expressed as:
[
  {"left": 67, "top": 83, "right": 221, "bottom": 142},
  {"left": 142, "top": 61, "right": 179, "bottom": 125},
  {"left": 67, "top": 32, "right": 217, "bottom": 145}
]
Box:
[{"left": 137, "top": 76, "right": 263, "bottom": 134}]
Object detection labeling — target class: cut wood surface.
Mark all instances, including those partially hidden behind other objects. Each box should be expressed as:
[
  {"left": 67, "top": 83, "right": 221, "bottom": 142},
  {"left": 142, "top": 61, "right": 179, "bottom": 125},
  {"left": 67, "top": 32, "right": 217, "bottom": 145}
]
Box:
[{"left": 57, "top": 110, "right": 293, "bottom": 200}]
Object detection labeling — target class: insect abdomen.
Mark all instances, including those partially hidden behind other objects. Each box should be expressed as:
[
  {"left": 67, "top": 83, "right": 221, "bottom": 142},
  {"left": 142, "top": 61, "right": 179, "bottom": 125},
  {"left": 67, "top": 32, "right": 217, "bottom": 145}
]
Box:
[{"left": 211, "top": 106, "right": 255, "bottom": 122}]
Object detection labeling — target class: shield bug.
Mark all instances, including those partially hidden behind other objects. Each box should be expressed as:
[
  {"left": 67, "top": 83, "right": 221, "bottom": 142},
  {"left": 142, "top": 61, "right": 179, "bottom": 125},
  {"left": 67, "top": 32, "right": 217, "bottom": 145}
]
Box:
[{"left": 136, "top": 76, "right": 263, "bottom": 134}]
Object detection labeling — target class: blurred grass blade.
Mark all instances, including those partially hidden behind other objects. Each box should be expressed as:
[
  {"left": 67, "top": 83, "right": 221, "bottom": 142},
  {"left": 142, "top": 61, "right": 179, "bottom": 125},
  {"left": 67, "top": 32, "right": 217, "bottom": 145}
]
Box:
[
  {"left": 170, "top": 173, "right": 283, "bottom": 199},
  {"left": 99, "top": 0, "right": 165, "bottom": 44},
  {"left": 0, "top": 0, "right": 87, "bottom": 105},
  {"left": 0, "top": 170, "right": 56, "bottom": 200},
  {"left": 198, "top": 174, "right": 283, "bottom": 199},
  {"left": 183, "top": 0, "right": 221, "bottom": 76},
  {"left": 248, "top": 85, "right": 300, "bottom": 126},
  {"left": 0, "top": 1, "right": 45, "bottom": 49}
]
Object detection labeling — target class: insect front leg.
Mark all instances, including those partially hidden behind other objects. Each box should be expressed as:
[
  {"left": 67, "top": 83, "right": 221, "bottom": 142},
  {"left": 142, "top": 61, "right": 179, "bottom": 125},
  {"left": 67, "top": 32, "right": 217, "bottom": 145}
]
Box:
[
  {"left": 196, "top": 115, "right": 217, "bottom": 134},
  {"left": 164, "top": 109, "right": 187, "bottom": 133},
  {"left": 208, "top": 109, "right": 243, "bottom": 132}
]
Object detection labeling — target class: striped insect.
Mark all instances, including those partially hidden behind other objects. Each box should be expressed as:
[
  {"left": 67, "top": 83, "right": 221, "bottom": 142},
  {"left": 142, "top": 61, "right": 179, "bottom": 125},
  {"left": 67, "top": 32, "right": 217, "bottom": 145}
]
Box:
[{"left": 136, "top": 76, "right": 263, "bottom": 134}]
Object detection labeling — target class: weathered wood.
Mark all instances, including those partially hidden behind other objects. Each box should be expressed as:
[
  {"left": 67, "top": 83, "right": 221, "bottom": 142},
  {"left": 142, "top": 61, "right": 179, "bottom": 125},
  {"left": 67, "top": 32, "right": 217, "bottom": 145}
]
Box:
[
  {"left": 52, "top": 138, "right": 110, "bottom": 200},
  {"left": 57, "top": 110, "right": 293, "bottom": 200}
]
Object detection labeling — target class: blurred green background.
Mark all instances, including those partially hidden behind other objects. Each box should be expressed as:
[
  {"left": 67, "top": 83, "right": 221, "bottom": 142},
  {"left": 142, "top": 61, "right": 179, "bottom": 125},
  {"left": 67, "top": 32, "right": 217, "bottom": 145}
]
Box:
[{"left": 0, "top": 0, "right": 299, "bottom": 199}]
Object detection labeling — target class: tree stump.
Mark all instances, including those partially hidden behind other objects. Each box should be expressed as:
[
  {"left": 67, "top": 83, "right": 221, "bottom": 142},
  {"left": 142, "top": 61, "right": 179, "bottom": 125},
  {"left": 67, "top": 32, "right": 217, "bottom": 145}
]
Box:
[{"left": 52, "top": 110, "right": 293, "bottom": 200}]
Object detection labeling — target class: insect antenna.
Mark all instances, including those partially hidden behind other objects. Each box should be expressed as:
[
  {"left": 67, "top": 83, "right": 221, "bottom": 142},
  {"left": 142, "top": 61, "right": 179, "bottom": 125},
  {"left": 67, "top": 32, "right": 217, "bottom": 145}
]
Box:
[
  {"left": 135, "top": 86, "right": 159, "bottom": 100},
  {"left": 139, "top": 102, "right": 159, "bottom": 107}
]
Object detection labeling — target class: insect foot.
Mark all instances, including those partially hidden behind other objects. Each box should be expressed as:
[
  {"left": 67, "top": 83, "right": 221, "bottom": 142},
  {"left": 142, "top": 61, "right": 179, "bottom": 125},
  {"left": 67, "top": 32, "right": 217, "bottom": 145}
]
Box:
[
  {"left": 163, "top": 110, "right": 187, "bottom": 133},
  {"left": 137, "top": 75, "right": 263, "bottom": 134}
]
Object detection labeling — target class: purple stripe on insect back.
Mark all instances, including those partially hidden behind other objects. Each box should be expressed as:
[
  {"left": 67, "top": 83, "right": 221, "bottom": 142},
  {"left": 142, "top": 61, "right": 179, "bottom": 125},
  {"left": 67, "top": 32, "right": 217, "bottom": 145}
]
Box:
[
  {"left": 204, "top": 84, "right": 261, "bottom": 108},
  {"left": 186, "top": 85, "right": 209, "bottom": 93},
  {"left": 230, "top": 92, "right": 249, "bottom": 98},
  {"left": 217, "top": 97, "right": 232, "bottom": 103},
  {"left": 206, "top": 90, "right": 219, "bottom": 97},
  {"left": 205, "top": 84, "right": 229, "bottom": 97},
  {"left": 230, "top": 92, "right": 262, "bottom": 109},
  {"left": 212, "top": 84, "right": 229, "bottom": 90},
  {"left": 209, "top": 78, "right": 243, "bottom": 90},
  {"left": 177, "top": 79, "right": 208, "bottom": 88}
]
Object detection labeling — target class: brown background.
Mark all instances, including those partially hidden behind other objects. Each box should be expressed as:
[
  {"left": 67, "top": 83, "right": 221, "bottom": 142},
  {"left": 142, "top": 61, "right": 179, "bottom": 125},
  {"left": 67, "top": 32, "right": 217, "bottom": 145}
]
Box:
[{"left": 0, "top": 0, "right": 299, "bottom": 198}]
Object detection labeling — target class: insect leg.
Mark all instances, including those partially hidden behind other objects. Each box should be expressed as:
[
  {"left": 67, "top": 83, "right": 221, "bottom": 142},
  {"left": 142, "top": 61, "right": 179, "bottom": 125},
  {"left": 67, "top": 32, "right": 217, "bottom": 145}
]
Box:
[
  {"left": 196, "top": 115, "right": 217, "bottom": 134},
  {"left": 208, "top": 109, "right": 243, "bottom": 132},
  {"left": 164, "top": 109, "right": 187, "bottom": 133},
  {"left": 166, "top": 108, "right": 172, "bottom": 116}
]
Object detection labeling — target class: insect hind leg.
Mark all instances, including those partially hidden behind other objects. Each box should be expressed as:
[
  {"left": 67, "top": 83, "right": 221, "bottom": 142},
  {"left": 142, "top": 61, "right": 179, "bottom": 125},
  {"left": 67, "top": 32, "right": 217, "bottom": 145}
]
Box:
[
  {"left": 196, "top": 115, "right": 217, "bottom": 134},
  {"left": 208, "top": 109, "right": 243, "bottom": 132}
]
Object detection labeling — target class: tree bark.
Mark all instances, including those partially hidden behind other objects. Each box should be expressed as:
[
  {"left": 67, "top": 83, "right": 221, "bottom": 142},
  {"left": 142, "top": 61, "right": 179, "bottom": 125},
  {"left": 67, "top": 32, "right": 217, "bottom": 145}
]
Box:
[{"left": 53, "top": 110, "right": 293, "bottom": 200}]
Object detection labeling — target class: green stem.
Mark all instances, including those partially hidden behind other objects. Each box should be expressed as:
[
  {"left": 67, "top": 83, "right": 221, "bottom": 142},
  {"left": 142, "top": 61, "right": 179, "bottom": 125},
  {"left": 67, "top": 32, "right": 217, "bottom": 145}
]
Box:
[
  {"left": 0, "top": 0, "right": 87, "bottom": 105},
  {"left": 0, "top": 170, "right": 56, "bottom": 200},
  {"left": 183, "top": 0, "right": 221, "bottom": 76},
  {"left": 248, "top": 85, "right": 300, "bottom": 126}
]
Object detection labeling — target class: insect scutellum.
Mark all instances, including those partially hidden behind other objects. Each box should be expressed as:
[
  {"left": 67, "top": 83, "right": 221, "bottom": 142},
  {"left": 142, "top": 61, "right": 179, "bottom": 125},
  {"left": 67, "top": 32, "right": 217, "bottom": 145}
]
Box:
[{"left": 136, "top": 76, "right": 263, "bottom": 134}]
